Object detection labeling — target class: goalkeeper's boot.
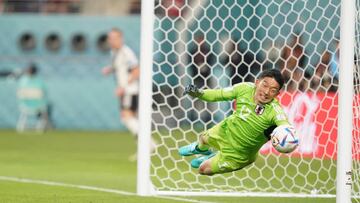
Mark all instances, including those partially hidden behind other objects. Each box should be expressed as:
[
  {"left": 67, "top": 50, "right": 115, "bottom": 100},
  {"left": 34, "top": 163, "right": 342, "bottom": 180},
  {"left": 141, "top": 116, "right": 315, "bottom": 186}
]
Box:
[
  {"left": 178, "top": 142, "right": 212, "bottom": 156},
  {"left": 190, "top": 152, "right": 217, "bottom": 169}
]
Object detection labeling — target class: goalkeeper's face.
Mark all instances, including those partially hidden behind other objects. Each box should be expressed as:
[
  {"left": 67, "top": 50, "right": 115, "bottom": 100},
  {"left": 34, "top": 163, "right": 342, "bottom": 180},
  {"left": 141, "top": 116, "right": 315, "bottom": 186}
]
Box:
[{"left": 254, "top": 77, "right": 280, "bottom": 104}]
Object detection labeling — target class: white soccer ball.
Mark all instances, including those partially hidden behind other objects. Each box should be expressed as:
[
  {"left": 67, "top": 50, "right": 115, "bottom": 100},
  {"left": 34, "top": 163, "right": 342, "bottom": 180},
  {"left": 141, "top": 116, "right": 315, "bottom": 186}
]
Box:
[{"left": 270, "top": 125, "right": 299, "bottom": 153}]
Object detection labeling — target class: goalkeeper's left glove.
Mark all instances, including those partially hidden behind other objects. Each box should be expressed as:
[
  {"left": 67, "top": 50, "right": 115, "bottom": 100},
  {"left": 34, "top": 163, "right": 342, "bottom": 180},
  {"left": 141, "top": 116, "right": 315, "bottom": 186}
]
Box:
[{"left": 183, "top": 84, "right": 204, "bottom": 97}]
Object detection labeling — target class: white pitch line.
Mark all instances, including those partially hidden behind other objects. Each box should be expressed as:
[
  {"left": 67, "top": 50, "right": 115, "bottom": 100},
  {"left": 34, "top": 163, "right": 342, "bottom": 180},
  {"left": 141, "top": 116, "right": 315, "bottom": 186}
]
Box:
[{"left": 0, "top": 176, "right": 216, "bottom": 203}]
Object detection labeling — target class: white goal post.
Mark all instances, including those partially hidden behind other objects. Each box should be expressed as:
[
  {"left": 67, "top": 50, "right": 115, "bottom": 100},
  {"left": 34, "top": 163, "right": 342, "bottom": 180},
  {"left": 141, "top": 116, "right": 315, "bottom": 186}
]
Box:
[
  {"left": 137, "top": 0, "right": 359, "bottom": 202},
  {"left": 137, "top": 0, "right": 155, "bottom": 196},
  {"left": 337, "top": 0, "right": 354, "bottom": 203}
]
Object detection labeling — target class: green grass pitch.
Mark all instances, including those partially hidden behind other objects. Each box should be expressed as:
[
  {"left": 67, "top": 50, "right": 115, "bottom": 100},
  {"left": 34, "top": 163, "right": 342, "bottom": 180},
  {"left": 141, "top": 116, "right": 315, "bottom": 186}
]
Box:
[{"left": 0, "top": 130, "right": 334, "bottom": 203}]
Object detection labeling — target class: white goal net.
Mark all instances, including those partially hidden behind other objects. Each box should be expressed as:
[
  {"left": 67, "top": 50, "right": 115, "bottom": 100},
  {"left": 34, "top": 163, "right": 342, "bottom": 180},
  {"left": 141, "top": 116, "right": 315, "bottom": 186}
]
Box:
[{"left": 139, "top": 0, "right": 360, "bottom": 199}]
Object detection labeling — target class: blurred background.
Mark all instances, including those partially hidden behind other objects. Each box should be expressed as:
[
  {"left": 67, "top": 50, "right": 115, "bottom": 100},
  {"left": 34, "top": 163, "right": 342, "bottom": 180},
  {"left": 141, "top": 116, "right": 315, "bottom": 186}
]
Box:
[
  {"left": 0, "top": 0, "right": 141, "bottom": 130},
  {"left": 0, "top": 0, "right": 340, "bottom": 131}
]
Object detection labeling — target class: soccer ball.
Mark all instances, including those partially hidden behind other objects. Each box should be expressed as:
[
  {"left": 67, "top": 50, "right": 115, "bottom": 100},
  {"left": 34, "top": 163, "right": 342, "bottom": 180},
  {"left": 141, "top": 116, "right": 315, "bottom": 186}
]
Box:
[{"left": 271, "top": 125, "right": 299, "bottom": 153}]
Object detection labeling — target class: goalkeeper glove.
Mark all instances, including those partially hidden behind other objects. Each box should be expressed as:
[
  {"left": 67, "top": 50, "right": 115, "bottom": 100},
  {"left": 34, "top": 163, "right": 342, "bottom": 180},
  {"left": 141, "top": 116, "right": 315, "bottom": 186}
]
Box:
[{"left": 183, "top": 84, "right": 204, "bottom": 97}]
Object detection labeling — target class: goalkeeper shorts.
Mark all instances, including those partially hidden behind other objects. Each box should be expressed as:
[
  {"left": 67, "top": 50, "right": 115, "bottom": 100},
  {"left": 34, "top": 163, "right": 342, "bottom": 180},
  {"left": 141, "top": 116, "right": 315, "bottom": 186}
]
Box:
[{"left": 203, "top": 120, "right": 257, "bottom": 174}]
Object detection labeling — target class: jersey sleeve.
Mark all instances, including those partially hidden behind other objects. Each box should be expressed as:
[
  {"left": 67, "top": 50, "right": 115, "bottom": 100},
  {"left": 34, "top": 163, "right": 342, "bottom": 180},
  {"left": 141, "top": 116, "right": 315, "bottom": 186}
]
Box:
[
  {"left": 125, "top": 47, "right": 139, "bottom": 69},
  {"left": 271, "top": 102, "right": 290, "bottom": 126},
  {"left": 198, "top": 83, "right": 247, "bottom": 102}
]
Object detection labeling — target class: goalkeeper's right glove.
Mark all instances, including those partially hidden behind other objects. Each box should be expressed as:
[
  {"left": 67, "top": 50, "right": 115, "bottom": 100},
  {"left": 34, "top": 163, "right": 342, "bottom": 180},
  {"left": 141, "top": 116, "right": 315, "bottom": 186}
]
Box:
[{"left": 183, "top": 84, "right": 204, "bottom": 97}]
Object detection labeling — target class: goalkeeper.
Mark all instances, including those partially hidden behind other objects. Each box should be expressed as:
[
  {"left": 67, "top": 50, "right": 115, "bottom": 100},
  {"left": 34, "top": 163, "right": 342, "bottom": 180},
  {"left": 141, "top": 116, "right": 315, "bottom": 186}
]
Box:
[{"left": 179, "top": 69, "right": 291, "bottom": 175}]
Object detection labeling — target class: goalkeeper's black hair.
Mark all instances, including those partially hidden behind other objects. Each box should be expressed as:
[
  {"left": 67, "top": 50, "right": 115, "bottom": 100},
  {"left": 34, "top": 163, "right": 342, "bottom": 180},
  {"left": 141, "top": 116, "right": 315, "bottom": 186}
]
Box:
[{"left": 257, "top": 69, "right": 284, "bottom": 90}]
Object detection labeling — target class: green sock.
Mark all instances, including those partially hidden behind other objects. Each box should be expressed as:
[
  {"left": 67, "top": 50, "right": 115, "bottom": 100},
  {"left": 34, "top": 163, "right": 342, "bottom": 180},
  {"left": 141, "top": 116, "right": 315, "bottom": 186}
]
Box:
[{"left": 197, "top": 142, "right": 209, "bottom": 151}]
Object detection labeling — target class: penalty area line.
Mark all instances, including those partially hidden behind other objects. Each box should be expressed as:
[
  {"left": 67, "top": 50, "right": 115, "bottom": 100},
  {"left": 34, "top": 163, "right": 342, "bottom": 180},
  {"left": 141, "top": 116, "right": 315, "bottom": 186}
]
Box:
[{"left": 0, "top": 176, "right": 216, "bottom": 203}]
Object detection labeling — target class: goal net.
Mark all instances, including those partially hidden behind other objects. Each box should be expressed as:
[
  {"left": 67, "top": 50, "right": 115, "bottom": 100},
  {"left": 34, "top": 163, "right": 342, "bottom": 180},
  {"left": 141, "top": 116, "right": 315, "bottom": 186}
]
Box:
[{"left": 139, "top": 0, "right": 360, "bottom": 199}]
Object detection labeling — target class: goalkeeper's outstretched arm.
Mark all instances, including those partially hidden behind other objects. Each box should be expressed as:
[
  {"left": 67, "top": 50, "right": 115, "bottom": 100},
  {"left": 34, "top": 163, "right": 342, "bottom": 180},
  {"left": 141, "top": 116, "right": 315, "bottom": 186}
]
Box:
[{"left": 183, "top": 84, "right": 237, "bottom": 102}]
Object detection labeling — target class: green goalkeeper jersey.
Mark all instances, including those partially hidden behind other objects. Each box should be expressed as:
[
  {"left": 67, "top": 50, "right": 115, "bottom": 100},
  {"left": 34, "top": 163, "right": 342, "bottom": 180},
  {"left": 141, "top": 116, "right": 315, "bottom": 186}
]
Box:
[{"left": 198, "top": 82, "right": 290, "bottom": 155}]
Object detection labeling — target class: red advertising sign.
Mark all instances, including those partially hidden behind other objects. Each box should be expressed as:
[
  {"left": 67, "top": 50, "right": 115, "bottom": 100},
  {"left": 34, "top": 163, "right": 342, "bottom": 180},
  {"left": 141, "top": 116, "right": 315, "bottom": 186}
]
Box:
[{"left": 260, "top": 92, "right": 340, "bottom": 159}]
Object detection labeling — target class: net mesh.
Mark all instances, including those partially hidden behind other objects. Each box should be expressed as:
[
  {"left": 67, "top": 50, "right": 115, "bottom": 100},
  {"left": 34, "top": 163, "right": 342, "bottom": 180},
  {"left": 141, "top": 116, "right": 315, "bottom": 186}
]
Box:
[{"left": 149, "top": 0, "right": 357, "bottom": 197}]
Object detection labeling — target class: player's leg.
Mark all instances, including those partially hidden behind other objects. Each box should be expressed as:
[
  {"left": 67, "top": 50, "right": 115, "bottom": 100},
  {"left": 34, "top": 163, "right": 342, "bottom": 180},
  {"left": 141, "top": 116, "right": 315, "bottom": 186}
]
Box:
[
  {"left": 178, "top": 120, "right": 224, "bottom": 156},
  {"left": 121, "top": 94, "right": 138, "bottom": 135},
  {"left": 178, "top": 133, "right": 213, "bottom": 156},
  {"left": 119, "top": 94, "right": 138, "bottom": 161},
  {"left": 198, "top": 155, "right": 236, "bottom": 176},
  {"left": 190, "top": 151, "right": 217, "bottom": 168},
  {"left": 121, "top": 94, "right": 157, "bottom": 161},
  {"left": 198, "top": 152, "right": 256, "bottom": 176},
  {"left": 199, "top": 158, "right": 215, "bottom": 175},
  {"left": 121, "top": 109, "right": 138, "bottom": 134}
]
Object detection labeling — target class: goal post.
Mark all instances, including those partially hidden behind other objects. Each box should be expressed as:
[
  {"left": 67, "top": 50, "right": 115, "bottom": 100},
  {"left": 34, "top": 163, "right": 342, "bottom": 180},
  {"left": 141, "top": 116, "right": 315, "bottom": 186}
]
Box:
[
  {"left": 336, "top": 0, "right": 354, "bottom": 202},
  {"left": 137, "top": 0, "right": 359, "bottom": 201},
  {"left": 137, "top": 0, "right": 155, "bottom": 196}
]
